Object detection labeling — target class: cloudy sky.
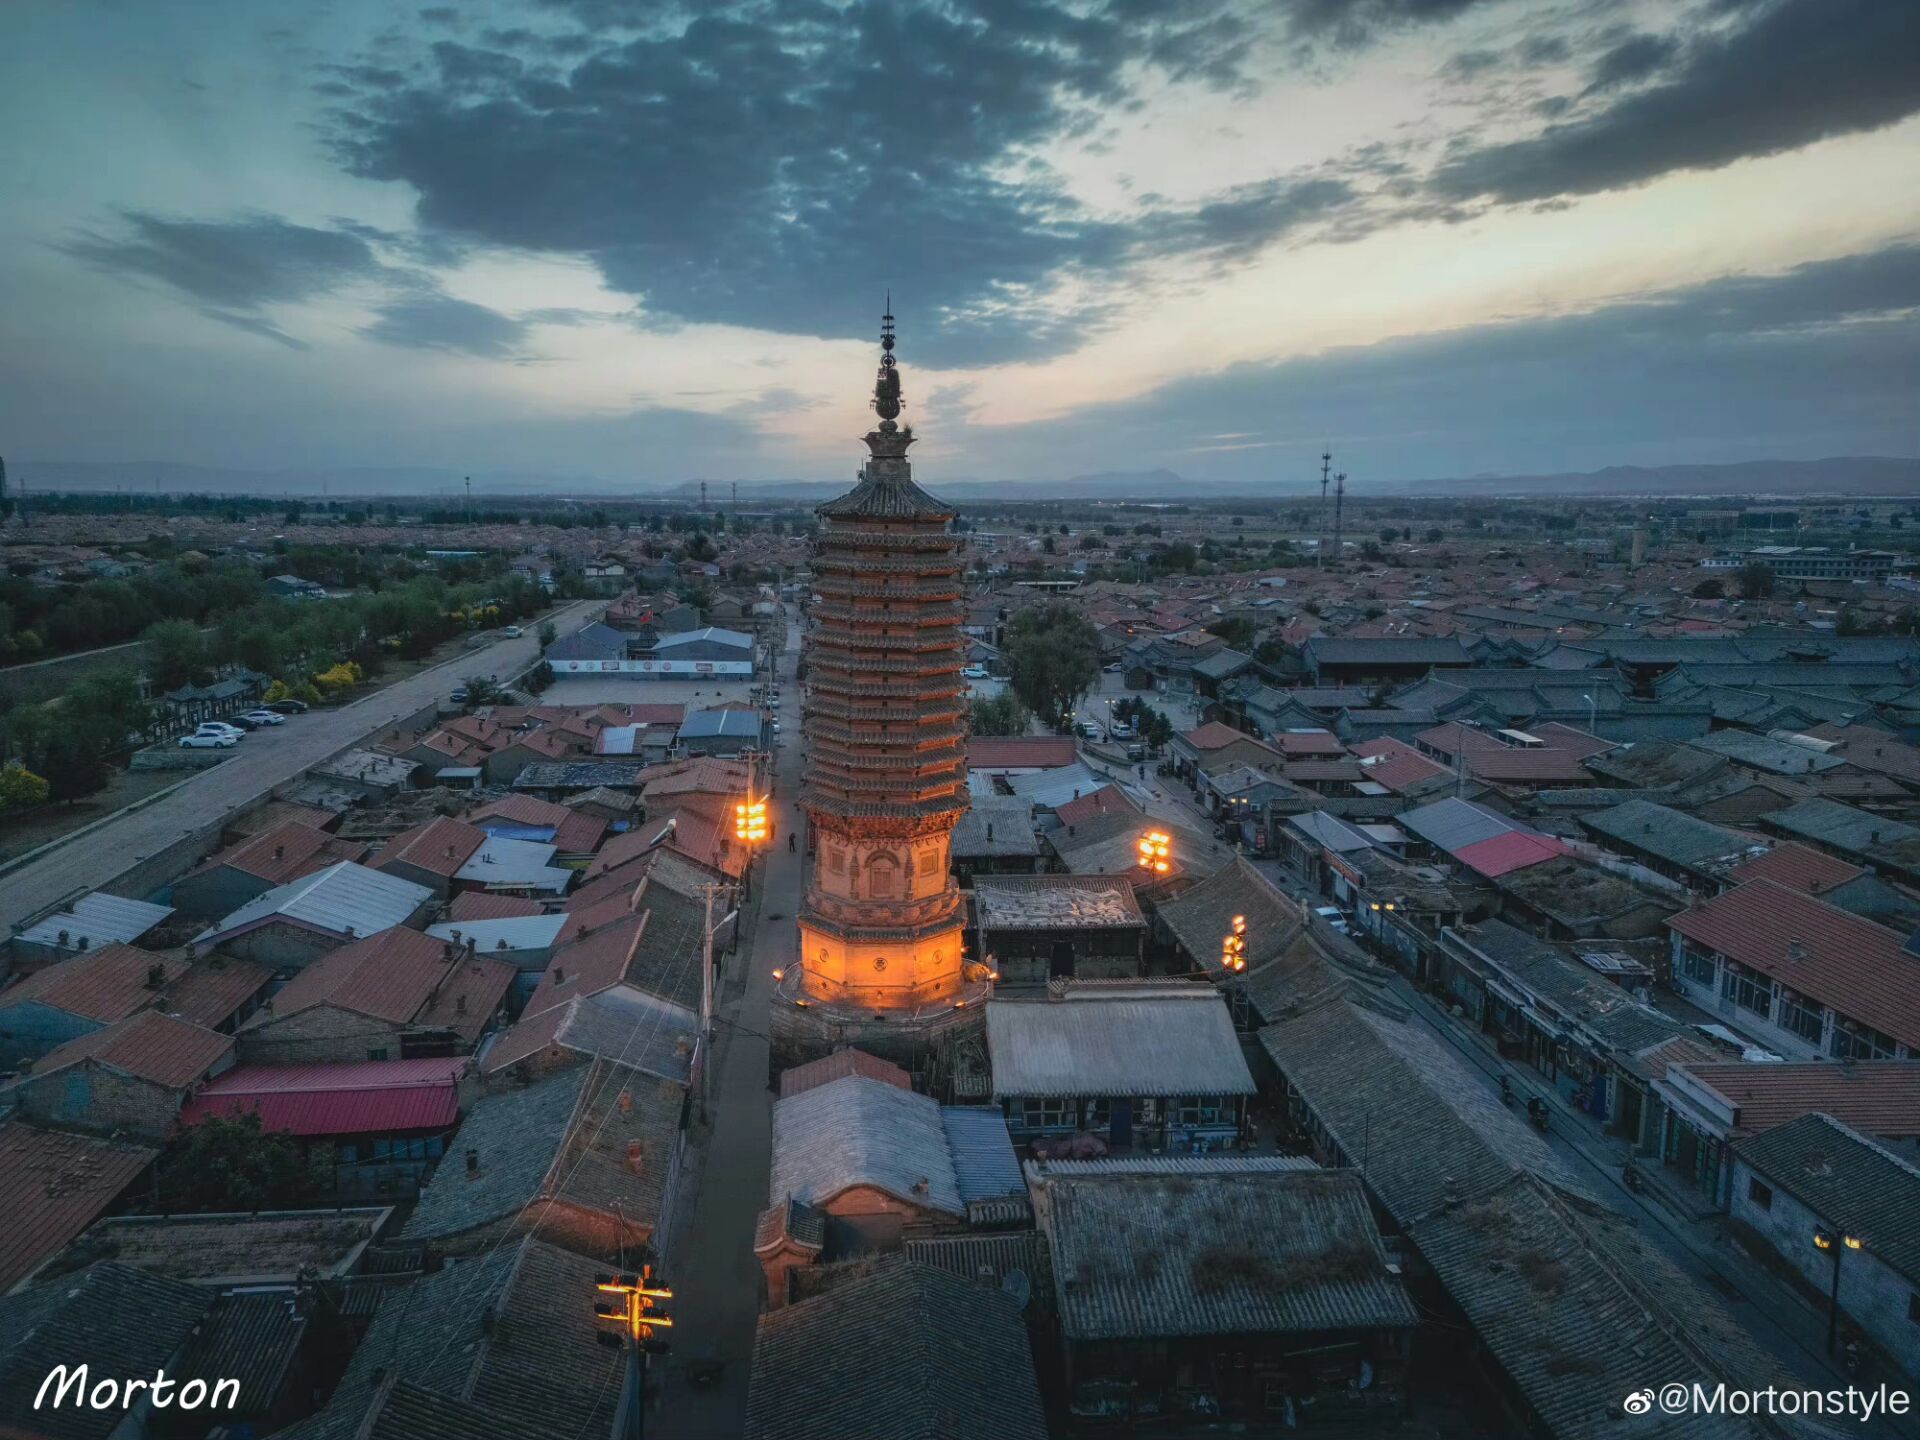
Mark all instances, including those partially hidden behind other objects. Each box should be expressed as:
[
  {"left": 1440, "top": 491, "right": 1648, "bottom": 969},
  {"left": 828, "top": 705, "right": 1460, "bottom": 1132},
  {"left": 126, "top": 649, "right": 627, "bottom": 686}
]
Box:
[{"left": 3, "top": 0, "right": 1916, "bottom": 491}]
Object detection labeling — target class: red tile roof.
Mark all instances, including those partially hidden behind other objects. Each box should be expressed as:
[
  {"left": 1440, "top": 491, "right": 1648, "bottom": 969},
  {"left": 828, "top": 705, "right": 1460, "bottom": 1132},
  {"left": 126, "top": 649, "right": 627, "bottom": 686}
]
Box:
[
  {"left": 371, "top": 816, "right": 487, "bottom": 877},
  {"left": 1351, "top": 737, "right": 1451, "bottom": 793},
  {"left": 1273, "top": 731, "right": 1347, "bottom": 757},
  {"left": 524, "top": 913, "right": 648, "bottom": 1019},
  {"left": 1724, "top": 842, "right": 1866, "bottom": 897},
  {"left": 198, "top": 820, "right": 366, "bottom": 885},
  {"left": 1669, "top": 880, "right": 1920, "bottom": 1049},
  {"left": 1463, "top": 747, "right": 1593, "bottom": 784},
  {"left": 162, "top": 957, "right": 272, "bottom": 1028},
  {"left": 1053, "top": 786, "right": 1139, "bottom": 827},
  {"left": 1180, "top": 721, "right": 1247, "bottom": 751},
  {"left": 1415, "top": 722, "right": 1508, "bottom": 757},
  {"left": 31, "top": 1010, "right": 233, "bottom": 1089},
  {"left": 1526, "top": 722, "right": 1616, "bottom": 760},
  {"left": 0, "top": 1123, "right": 158, "bottom": 1291},
  {"left": 180, "top": 1058, "right": 467, "bottom": 1137},
  {"left": 468, "top": 793, "right": 572, "bottom": 828},
  {"left": 448, "top": 890, "right": 547, "bottom": 922},
  {"left": 1677, "top": 1060, "right": 1920, "bottom": 1139},
  {"left": 967, "top": 736, "right": 1078, "bottom": 770},
  {"left": 0, "top": 943, "right": 184, "bottom": 1024},
  {"left": 1453, "top": 831, "right": 1571, "bottom": 879},
  {"left": 251, "top": 926, "right": 510, "bottom": 1034},
  {"left": 779, "top": 1047, "right": 913, "bottom": 1097},
  {"left": 230, "top": 801, "right": 339, "bottom": 837}
]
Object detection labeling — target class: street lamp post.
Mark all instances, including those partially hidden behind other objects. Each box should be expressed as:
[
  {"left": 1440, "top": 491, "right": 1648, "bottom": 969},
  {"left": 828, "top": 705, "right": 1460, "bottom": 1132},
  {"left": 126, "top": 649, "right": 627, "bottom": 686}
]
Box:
[
  {"left": 1136, "top": 829, "right": 1171, "bottom": 875},
  {"left": 1812, "top": 1227, "right": 1862, "bottom": 1356}
]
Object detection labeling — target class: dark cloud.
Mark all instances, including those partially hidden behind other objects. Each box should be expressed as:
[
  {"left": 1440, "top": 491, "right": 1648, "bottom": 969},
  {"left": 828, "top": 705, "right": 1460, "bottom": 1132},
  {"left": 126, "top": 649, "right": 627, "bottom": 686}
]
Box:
[
  {"left": 1433, "top": 0, "right": 1920, "bottom": 203},
  {"left": 955, "top": 244, "right": 1920, "bottom": 481},
  {"left": 323, "top": 1, "right": 1326, "bottom": 366},
  {"left": 1284, "top": 0, "right": 1489, "bottom": 47},
  {"left": 1582, "top": 31, "right": 1677, "bottom": 93},
  {"left": 358, "top": 291, "right": 530, "bottom": 357},
  {"left": 61, "top": 212, "right": 382, "bottom": 310}
]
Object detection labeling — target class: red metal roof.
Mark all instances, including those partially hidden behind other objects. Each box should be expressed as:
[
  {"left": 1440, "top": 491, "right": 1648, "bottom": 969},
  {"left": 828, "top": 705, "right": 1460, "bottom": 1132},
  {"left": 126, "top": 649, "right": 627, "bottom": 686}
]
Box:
[
  {"left": 1453, "top": 831, "right": 1571, "bottom": 879},
  {"left": 1724, "top": 842, "right": 1865, "bottom": 897},
  {"left": 0, "top": 1122, "right": 157, "bottom": 1291},
  {"left": 1669, "top": 880, "right": 1920, "bottom": 1049},
  {"left": 32, "top": 1010, "right": 233, "bottom": 1088},
  {"left": 180, "top": 1057, "right": 467, "bottom": 1136},
  {"left": 1679, "top": 1060, "right": 1920, "bottom": 1138},
  {"left": 468, "top": 793, "right": 572, "bottom": 827},
  {"left": 205, "top": 820, "right": 366, "bottom": 884}
]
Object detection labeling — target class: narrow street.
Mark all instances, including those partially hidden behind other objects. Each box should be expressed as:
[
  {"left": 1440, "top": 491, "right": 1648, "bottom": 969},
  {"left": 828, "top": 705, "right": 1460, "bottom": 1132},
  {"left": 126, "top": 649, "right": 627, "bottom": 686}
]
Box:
[
  {"left": 652, "top": 608, "right": 802, "bottom": 1438},
  {"left": 1247, "top": 850, "right": 1920, "bottom": 1432}
]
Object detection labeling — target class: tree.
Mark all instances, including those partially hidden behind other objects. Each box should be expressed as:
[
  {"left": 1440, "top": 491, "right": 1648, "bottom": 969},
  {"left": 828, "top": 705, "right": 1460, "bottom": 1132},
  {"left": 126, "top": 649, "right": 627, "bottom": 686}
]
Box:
[
  {"left": 156, "top": 1112, "right": 333, "bottom": 1212},
  {"left": 537, "top": 620, "right": 557, "bottom": 647},
  {"left": 462, "top": 674, "right": 505, "bottom": 706},
  {"left": 1379, "top": 527, "right": 1397, "bottom": 543},
  {"left": 1737, "top": 560, "right": 1776, "bottom": 600},
  {"left": 1042, "top": 535, "right": 1057, "bottom": 554},
  {"left": 142, "top": 619, "right": 208, "bottom": 690},
  {"left": 1424, "top": 527, "right": 1444, "bottom": 543},
  {"left": 969, "top": 692, "right": 1033, "bottom": 736},
  {"left": 1691, "top": 577, "right": 1725, "bottom": 599},
  {"left": 1207, "top": 617, "right": 1255, "bottom": 650},
  {"left": 1003, "top": 605, "right": 1101, "bottom": 725},
  {"left": 0, "top": 763, "right": 49, "bottom": 811}
]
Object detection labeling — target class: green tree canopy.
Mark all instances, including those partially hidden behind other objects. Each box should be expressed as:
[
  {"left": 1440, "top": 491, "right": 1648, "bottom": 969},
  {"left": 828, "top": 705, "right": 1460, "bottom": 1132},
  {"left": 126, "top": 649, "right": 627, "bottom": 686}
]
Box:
[
  {"left": 1003, "top": 605, "right": 1100, "bottom": 725},
  {"left": 968, "top": 691, "right": 1033, "bottom": 736}
]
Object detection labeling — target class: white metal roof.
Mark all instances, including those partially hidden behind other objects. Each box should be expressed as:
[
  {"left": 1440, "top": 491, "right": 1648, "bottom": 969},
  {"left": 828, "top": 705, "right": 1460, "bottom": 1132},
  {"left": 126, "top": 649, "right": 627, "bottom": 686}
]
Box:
[
  {"left": 987, "top": 989, "right": 1255, "bottom": 1099},
  {"left": 194, "top": 861, "right": 433, "bottom": 946},
  {"left": 453, "top": 836, "right": 569, "bottom": 892},
  {"left": 427, "top": 914, "right": 568, "bottom": 953},
  {"left": 16, "top": 892, "right": 175, "bottom": 950},
  {"left": 653, "top": 626, "right": 752, "bottom": 650}
]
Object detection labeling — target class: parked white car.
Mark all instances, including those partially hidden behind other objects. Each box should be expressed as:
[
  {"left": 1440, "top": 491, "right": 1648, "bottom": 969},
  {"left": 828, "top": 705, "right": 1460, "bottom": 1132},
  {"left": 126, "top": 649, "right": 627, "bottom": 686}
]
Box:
[
  {"left": 239, "top": 709, "right": 285, "bottom": 726},
  {"left": 1312, "top": 905, "right": 1352, "bottom": 935},
  {"left": 179, "top": 731, "right": 238, "bottom": 748},
  {"left": 195, "top": 722, "right": 245, "bottom": 740},
  {"left": 962, "top": 665, "right": 989, "bottom": 679},
  {"left": 503, "top": 625, "right": 523, "bottom": 638}
]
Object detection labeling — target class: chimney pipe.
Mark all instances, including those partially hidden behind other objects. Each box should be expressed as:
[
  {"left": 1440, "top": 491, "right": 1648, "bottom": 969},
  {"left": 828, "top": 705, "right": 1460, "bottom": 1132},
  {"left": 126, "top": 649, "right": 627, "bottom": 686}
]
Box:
[{"left": 465, "top": 1148, "right": 479, "bottom": 1177}]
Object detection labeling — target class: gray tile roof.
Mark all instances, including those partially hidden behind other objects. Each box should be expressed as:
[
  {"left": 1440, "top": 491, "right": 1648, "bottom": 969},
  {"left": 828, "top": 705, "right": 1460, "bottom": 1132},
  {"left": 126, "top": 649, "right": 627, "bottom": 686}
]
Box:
[
  {"left": 950, "top": 796, "right": 1041, "bottom": 857},
  {"left": 1035, "top": 1167, "right": 1416, "bottom": 1341},
  {"left": 0, "top": 1264, "right": 212, "bottom": 1440},
  {"left": 939, "top": 1105, "right": 1024, "bottom": 1203},
  {"left": 1156, "top": 856, "right": 1303, "bottom": 971},
  {"left": 1761, "top": 797, "right": 1920, "bottom": 871},
  {"left": 988, "top": 986, "right": 1254, "bottom": 1099},
  {"left": 1577, "top": 800, "right": 1762, "bottom": 874},
  {"left": 770, "top": 1074, "right": 963, "bottom": 1216},
  {"left": 745, "top": 1261, "right": 1046, "bottom": 1440},
  {"left": 1411, "top": 1175, "right": 1811, "bottom": 1440},
  {"left": 177, "top": 1289, "right": 306, "bottom": 1416},
  {"left": 1734, "top": 1113, "right": 1920, "bottom": 1284},
  {"left": 284, "top": 1239, "right": 620, "bottom": 1440},
  {"left": 1396, "top": 797, "right": 1533, "bottom": 853},
  {"left": 1441, "top": 921, "right": 1685, "bottom": 1057},
  {"left": 400, "top": 1067, "right": 589, "bottom": 1241}
]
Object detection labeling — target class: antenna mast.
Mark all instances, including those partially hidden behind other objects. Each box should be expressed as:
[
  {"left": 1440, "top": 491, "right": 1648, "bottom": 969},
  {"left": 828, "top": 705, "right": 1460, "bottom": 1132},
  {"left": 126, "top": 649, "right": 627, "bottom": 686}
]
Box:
[
  {"left": 1317, "top": 449, "right": 1331, "bottom": 568},
  {"left": 1333, "top": 471, "right": 1347, "bottom": 565}
]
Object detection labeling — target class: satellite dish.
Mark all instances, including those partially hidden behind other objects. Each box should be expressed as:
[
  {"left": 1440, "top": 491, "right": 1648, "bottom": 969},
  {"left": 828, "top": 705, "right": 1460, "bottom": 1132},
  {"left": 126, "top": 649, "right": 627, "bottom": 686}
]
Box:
[{"left": 1001, "top": 1268, "right": 1032, "bottom": 1312}]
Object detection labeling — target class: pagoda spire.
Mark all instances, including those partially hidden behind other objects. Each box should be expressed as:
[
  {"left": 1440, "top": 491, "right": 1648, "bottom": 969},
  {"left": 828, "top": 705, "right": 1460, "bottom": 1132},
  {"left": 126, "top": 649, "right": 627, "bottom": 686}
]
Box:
[{"left": 873, "top": 298, "right": 903, "bottom": 429}]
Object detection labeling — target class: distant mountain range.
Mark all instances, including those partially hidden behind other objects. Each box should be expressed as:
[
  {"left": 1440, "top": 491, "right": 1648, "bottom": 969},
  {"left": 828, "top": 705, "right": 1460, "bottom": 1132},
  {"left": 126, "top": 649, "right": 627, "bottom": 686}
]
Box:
[{"left": 10, "top": 456, "right": 1918, "bottom": 503}]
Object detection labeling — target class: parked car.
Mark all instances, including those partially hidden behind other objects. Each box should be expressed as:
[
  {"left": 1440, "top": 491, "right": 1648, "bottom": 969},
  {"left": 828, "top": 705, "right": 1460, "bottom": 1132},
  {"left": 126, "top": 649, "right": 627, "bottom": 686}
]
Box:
[
  {"left": 962, "top": 665, "right": 989, "bottom": 679},
  {"left": 1312, "top": 905, "right": 1352, "bottom": 936},
  {"left": 265, "top": 699, "right": 309, "bottom": 715},
  {"left": 179, "top": 731, "right": 238, "bottom": 749},
  {"left": 240, "top": 709, "right": 286, "bottom": 726},
  {"left": 1109, "top": 721, "right": 1135, "bottom": 739},
  {"left": 502, "top": 625, "right": 523, "bottom": 638},
  {"left": 450, "top": 687, "right": 469, "bottom": 703},
  {"left": 194, "top": 722, "right": 245, "bottom": 741},
  {"left": 1076, "top": 721, "right": 1104, "bottom": 741},
  {"left": 1102, "top": 662, "right": 1124, "bottom": 673}
]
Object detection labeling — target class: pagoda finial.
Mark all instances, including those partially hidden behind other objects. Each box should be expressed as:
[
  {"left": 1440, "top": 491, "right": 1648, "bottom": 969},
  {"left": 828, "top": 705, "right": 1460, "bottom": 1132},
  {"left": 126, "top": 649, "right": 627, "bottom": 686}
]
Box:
[{"left": 873, "top": 299, "right": 903, "bottom": 428}]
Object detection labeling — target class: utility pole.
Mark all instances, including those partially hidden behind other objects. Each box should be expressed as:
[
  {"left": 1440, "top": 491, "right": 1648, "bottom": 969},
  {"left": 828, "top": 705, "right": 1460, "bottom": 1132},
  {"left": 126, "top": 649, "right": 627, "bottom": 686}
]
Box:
[
  {"left": 1317, "top": 449, "right": 1331, "bottom": 569},
  {"left": 593, "top": 1267, "right": 673, "bottom": 1440},
  {"left": 465, "top": 475, "right": 473, "bottom": 526},
  {"left": 1332, "top": 471, "right": 1346, "bottom": 566}
]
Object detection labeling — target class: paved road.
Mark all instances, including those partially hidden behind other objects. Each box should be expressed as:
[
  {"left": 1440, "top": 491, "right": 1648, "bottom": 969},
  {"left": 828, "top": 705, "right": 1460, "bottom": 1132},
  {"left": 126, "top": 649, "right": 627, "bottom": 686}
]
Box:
[
  {"left": 654, "top": 608, "right": 799, "bottom": 1439},
  {"left": 0, "top": 600, "right": 596, "bottom": 932}
]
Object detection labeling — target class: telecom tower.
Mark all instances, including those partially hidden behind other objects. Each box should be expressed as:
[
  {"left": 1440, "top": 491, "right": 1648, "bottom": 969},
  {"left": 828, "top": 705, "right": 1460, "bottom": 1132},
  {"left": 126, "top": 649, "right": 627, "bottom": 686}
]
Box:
[{"left": 1317, "top": 450, "right": 1332, "bottom": 567}]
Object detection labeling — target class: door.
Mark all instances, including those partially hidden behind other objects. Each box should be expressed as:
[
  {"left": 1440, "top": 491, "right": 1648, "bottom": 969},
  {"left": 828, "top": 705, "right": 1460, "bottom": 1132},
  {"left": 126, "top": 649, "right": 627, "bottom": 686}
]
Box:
[
  {"left": 1050, "top": 941, "right": 1074, "bottom": 979},
  {"left": 1110, "top": 1097, "right": 1133, "bottom": 1150}
]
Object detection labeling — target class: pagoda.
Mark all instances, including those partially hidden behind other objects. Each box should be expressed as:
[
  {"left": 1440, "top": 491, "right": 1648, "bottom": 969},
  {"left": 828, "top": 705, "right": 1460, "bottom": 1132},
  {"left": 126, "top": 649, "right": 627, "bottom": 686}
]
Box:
[{"left": 788, "top": 307, "right": 973, "bottom": 1012}]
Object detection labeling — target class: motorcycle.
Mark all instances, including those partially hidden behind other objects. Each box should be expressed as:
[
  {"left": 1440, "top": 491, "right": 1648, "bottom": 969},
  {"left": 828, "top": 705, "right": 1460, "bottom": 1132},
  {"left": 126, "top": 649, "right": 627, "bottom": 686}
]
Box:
[
  {"left": 1498, "top": 1076, "right": 1514, "bottom": 1108},
  {"left": 1526, "top": 1097, "right": 1550, "bottom": 1133},
  {"left": 1621, "top": 1159, "right": 1643, "bottom": 1193}
]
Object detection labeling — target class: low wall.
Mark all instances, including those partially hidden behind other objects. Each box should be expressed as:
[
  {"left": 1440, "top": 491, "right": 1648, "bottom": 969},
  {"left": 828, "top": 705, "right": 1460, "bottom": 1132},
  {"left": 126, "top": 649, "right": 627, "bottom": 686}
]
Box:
[{"left": 130, "top": 746, "right": 231, "bottom": 772}]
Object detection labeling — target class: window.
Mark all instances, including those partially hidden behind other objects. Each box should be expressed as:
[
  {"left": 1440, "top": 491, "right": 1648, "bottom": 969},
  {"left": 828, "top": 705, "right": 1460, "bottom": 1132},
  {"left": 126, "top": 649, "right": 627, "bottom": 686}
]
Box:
[
  {"left": 368, "top": 1047, "right": 389, "bottom": 1061},
  {"left": 1832, "top": 1019, "right": 1898, "bottom": 1062},
  {"left": 1677, "top": 944, "right": 1718, "bottom": 988},
  {"left": 1721, "top": 962, "right": 1773, "bottom": 1018},
  {"left": 828, "top": 848, "right": 846, "bottom": 874},
  {"left": 1748, "top": 1177, "right": 1773, "bottom": 1210},
  {"left": 1173, "top": 1096, "right": 1229, "bottom": 1127},
  {"left": 1020, "top": 1097, "right": 1077, "bottom": 1130},
  {"left": 1777, "top": 988, "right": 1825, "bottom": 1046}
]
